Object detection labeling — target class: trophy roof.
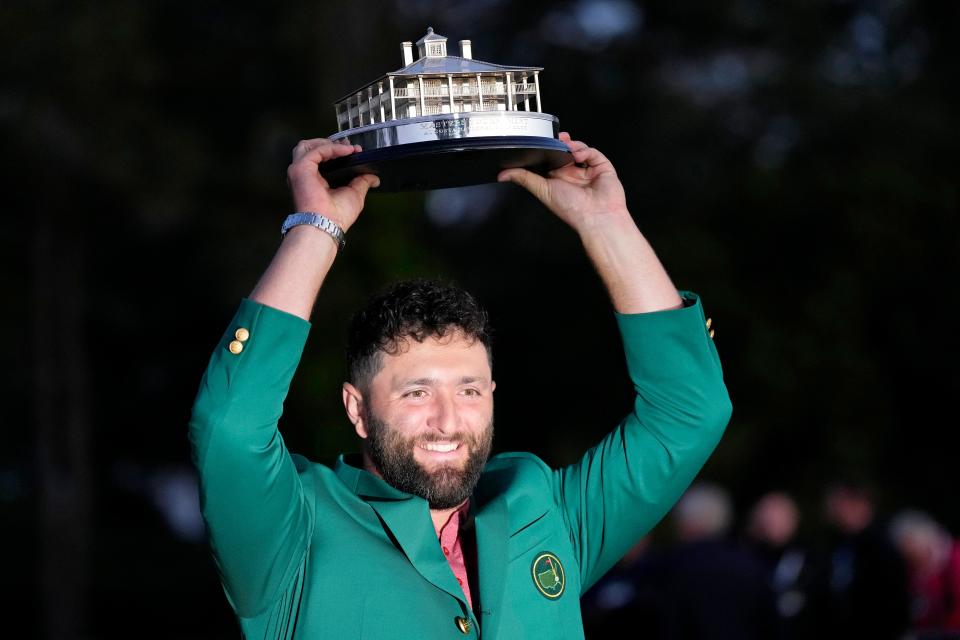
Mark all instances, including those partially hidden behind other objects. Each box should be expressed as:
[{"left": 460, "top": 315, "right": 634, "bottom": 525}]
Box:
[
  {"left": 389, "top": 56, "right": 541, "bottom": 76},
  {"left": 332, "top": 30, "right": 542, "bottom": 104}
]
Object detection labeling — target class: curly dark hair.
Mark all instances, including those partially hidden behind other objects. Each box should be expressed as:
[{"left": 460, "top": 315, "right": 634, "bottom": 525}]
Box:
[{"left": 346, "top": 279, "right": 493, "bottom": 391}]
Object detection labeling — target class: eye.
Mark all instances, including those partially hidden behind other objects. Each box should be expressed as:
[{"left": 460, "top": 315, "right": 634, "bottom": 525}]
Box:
[
  {"left": 460, "top": 388, "right": 481, "bottom": 397},
  {"left": 404, "top": 389, "right": 427, "bottom": 398}
]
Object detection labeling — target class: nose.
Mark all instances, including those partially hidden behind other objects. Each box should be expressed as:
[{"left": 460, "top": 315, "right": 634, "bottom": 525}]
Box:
[{"left": 426, "top": 391, "right": 459, "bottom": 436}]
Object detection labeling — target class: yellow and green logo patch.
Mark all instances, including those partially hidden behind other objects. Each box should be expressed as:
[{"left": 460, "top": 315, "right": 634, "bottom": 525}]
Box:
[{"left": 531, "top": 552, "right": 565, "bottom": 599}]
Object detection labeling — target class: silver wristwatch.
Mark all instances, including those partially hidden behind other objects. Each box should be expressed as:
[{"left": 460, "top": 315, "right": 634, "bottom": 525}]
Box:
[{"left": 280, "top": 212, "right": 346, "bottom": 251}]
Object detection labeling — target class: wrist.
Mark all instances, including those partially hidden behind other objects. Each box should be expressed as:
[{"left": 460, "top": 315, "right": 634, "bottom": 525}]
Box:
[
  {"left": 281, "top": 212, "right": 346, "bottom": 252},
  {"left": 574, "top": 207, "right": 636, "bottom": 239}
]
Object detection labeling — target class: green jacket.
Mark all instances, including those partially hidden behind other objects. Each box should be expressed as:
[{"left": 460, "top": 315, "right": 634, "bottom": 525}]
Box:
[{"left": 189, "top": 293, "right": 731, "bottom": 639}]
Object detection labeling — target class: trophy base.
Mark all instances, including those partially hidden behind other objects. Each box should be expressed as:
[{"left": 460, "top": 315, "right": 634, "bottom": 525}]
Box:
[{"left": 320, "top": 136, "right": 572, "bottom": 192}]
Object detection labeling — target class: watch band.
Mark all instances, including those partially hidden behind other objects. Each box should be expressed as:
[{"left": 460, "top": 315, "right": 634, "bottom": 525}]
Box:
[{"left": 280, "top": 212, "right": 346, "bottom": 252}]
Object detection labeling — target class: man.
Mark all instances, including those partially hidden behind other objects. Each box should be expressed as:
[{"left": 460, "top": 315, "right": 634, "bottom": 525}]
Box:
[
  {"left": 189, "top": 133, "right": 732, "bottom": 638},
  {"left": 811, "top": 482, "right": 910, "bottom": 639},
  {"left": 656, "top": 483, "right": 778, "bottom": 639}
]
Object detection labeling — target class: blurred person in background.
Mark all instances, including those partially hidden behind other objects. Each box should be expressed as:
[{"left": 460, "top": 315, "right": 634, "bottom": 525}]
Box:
[
  {"left": 890, "top": 510, "right": 960, "bottom": 637},
  {"left": 813, "top": 481, "right": 911, "bottom": 639},
  {"left": 581, "top": 537, "right": 664, "bottom": 637},
  {"left": 746, "top": 491, "right": 815, "bottom": 639},
  {"left": 655, "top": 483, "right": 777, "bottom": 639}
]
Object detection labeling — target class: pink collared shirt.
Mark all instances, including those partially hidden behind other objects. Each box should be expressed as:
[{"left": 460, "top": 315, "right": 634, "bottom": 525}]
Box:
[{"left": 437, "top": 500, "right": 474, "bottom": 610}]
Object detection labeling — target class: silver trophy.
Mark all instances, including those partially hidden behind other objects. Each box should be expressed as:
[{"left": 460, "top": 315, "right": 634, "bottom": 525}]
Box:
[{"left": 319, "top": 28, "right": 572, "bottom": 191}]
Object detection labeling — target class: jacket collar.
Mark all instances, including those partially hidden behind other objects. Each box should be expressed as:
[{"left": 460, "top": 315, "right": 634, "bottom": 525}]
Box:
[
  {"left": 334, "top": 455, "right": 473, "bottom": 612},
  {"left": 334, "top": 453, "right": 411, "bottom": 500},
  {"left": 334, "top": 453, "right": 511, "bottom": 637}
]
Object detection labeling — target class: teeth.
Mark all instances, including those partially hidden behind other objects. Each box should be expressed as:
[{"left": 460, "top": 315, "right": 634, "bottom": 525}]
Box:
[{"left": 420, "top": 442, "right": 458, "bottom": 452}]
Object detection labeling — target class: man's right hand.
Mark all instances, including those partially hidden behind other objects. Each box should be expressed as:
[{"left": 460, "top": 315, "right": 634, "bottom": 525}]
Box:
[
  {"left": 287, "top": 138, "right": 380, "bottom": 232},
  {"left": 249, "top": 139, "right": 378, "bottom": 319}
]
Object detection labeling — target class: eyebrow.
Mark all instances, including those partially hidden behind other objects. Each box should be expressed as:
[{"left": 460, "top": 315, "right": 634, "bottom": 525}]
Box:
[{"left": 398, "top": 375, "right": 489, "bottom": 388}]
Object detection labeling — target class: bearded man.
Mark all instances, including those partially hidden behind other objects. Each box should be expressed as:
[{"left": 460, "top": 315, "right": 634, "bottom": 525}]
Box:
[{"left": 189, "top": 133, "right": 732, "bottom": 639}]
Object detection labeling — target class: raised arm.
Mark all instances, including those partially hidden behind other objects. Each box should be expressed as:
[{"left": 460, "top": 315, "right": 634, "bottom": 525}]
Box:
[
  {"left": 189, "top": 140, "right": 377, "bottom": 616},
  {"left": 499, "top": 135, "right": 731, "bottom": 589},
  {"left": 498, "top": 132, "right": 681, "bottom": 314},
  {"left": 251, "top": 139, "right": 379, "bottom": 319}
]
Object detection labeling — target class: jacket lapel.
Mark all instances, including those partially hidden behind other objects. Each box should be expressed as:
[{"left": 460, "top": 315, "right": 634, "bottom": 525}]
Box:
[
  {"left": 474, "top": 487, "right": 509, "bottom": 638},
  {"left": 335, "top": 456, "right": 469, "bottom": 608},
  {"left": 367, "top": 498, "right": 469, "bottom": 607}
]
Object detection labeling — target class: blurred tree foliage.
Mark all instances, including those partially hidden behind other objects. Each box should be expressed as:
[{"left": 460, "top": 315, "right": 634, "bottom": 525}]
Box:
[{"left": 2, "top": 0, "right": 957, "bottom": 635}]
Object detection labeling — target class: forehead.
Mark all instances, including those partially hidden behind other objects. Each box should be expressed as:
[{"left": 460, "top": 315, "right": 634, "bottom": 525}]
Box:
[{"left": 374, "top": 331, "right": 491, "bottom": 385}]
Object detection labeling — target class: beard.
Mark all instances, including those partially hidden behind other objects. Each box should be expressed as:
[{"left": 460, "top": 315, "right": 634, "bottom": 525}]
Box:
[{"left": 364, "top": 409, "right": 493, "bottom": 509}]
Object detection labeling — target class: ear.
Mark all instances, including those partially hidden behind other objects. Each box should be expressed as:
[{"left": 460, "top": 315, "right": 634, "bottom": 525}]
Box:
[
  {"left": 491, "top": 380, "right": 496, "bottom": 393},
  {"left": 342, "top": 382, "right": 368, "bottom": 439}
]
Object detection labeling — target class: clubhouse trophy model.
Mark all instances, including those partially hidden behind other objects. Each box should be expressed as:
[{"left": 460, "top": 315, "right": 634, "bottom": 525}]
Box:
[{"left": 319, "top": 28, "right": 572, "bottom": 191}]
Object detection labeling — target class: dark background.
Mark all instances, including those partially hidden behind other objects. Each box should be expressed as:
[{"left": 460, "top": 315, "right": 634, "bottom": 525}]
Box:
[{"left": 3, "top": 0, "right": 958, "bottom": 636}]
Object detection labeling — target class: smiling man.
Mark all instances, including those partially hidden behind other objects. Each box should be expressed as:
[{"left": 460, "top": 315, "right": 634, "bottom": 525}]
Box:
[
  {"left": 189, "top": 134, "right": 732, "bottom": 638},
  {"left": 344, "top": 279, "right": 496, "bottom": 536}
]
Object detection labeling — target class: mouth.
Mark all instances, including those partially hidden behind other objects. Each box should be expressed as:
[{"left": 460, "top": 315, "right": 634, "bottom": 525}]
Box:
[{"left": 416, "top": 441, "right": 464, "bottom": 462}]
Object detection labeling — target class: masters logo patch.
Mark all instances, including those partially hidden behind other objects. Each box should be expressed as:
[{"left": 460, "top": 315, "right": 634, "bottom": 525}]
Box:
[{"left": 531, "top": 552, "right": 565, "bottom": 599}]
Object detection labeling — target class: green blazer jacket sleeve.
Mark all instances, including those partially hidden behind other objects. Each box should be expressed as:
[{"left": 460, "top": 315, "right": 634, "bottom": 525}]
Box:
[{"left": 189, "top": 292, "right": 731, "bottom": 639}]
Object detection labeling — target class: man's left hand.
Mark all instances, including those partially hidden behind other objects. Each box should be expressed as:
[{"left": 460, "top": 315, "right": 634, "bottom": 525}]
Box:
[{"left": 497, "top": 132, "right": 630, "bottom": 234}]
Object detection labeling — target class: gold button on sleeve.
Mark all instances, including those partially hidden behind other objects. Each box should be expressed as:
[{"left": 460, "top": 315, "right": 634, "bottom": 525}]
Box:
[
  {"left": 235, "top": 327, "right": 250, "bottom": 342},
  {"left": 228, "top": 340, "right": 244, "bottom": 354},
  {"left": 705, "top": 318, "right": 713, "bottom": 330},
  {"left": 455, "top": 616, "right": 471, "bottom": 634}
]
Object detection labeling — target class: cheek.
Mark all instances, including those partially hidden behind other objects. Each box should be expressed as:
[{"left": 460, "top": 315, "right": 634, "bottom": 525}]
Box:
[
  {"left": 464, "top": 406, "right": 494, "bottom": 438},
  {"left": 453, "top": 398, "right": 490, "bottom": 420},
  {"left": 380, "top": 406, "right": 429, "bottom": 436}
]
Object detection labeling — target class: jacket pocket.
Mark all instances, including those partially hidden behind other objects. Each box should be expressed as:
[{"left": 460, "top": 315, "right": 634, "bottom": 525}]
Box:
[{"left": 508, "top": 510, "right": 556, "bottom": 561}]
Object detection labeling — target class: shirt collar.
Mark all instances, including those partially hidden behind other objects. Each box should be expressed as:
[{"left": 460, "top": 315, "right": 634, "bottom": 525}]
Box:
[{"left": 437, "top": 499, "right": 472, "bottom": 538}]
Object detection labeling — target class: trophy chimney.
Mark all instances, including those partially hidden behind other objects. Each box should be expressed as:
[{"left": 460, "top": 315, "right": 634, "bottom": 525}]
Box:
[
  {"left": 401, "top": 41, "right": 413, "bottom": 66},
  {"left": 459, "top": 40, "right": 472, "bottom": 59}
]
